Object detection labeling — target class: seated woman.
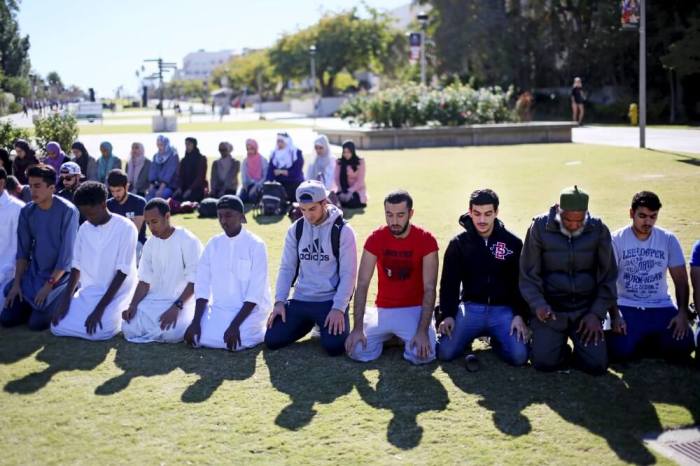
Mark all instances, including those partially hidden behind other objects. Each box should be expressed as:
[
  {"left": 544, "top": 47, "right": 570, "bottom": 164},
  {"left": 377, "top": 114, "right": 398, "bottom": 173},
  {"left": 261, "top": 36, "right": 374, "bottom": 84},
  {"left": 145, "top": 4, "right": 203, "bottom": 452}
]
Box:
[
  {"left": 305, "top": 135, "right": 336, "bottom": 191},
  {"left": 147, "top": 135, "right": 179, "bottom": 200},
  {"left": 97, "top": 141, "right": 122, "bottom": 185},
  {"left": 70, "top": 142, "right": 98, "bottom": 181},
  {"left": 174, "top": 137, "right": 207, "bottom": 202},
  {"left": 12, "top": 139, "right": 39, "bottom": 185},
  {"left": 334, "top": 140, "right": 367, "bottom": 209},
  {"left": 210, "top": 141, "right": 240, "bottom": 198},
  {"left": 238, "top": 139, "right": 268, "bottom": 204},
  {"left": 126, "top": 142, "right": 151, "bottom": 197},
  {"left": 265, "top": 132, "right": 304, "bottom": 203}
]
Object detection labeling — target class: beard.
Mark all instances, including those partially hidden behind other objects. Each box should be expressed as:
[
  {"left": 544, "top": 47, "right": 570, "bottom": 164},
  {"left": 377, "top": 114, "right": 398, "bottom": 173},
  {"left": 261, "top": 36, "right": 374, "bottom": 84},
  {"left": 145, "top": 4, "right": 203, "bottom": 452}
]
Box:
[{"left": 389, "top": 221, "right": 410, "bottom": 237}]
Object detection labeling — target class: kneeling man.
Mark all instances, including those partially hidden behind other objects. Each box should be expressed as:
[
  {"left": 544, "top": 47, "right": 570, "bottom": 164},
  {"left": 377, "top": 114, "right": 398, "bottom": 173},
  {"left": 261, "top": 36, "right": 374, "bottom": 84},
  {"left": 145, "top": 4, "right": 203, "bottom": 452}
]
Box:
[
  {"left": 346, "top": 190, "right": 439, "bottom": 364},
  {"left": 608, "top": 191, "right": 694, "bottom": 362},
  {"left": 184, "top": 195, "right": 271, "bottom": 350},
  {"left": 51, "top": 182, "right": 138, "bottom": 340},
  {"left": 122, "top": 198, "right": 203, "bottom": 343},
  {"left": 437, "top": 189, "right": 529, "bottom": 365}
]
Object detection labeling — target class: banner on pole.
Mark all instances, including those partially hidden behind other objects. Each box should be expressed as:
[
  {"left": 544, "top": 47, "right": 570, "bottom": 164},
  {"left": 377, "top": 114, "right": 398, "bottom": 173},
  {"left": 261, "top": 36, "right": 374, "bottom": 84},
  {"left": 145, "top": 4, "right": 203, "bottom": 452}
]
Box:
[
  {"left": 409, "top": 32, "right": 421, "bottom": 63},
  {"left": 621, "top": 0, "right": 640, "bottom": 30}
]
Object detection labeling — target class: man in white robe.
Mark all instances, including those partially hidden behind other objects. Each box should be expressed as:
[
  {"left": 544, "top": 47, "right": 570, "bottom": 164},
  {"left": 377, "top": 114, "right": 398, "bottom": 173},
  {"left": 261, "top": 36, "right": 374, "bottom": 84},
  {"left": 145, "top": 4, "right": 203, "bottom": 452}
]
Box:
[
  {"left": 184, "top": 195, "right": 271, "bottom": 351},
  {"left": 121, "top": 198, "right": 203, "bottom": 343},
  {"left": 0, "top": 167, "right": 24, "bottom": 298},
  {"left": 51, "top": 182, "right": 137, "bottom": 340}
]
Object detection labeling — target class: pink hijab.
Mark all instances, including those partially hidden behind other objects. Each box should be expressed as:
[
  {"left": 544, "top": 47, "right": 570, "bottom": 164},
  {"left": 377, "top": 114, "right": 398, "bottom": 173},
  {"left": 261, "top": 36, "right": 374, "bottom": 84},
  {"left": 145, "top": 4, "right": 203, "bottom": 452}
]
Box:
[{"left": 246, "top": 139, "right": 263, "bottom": 181}]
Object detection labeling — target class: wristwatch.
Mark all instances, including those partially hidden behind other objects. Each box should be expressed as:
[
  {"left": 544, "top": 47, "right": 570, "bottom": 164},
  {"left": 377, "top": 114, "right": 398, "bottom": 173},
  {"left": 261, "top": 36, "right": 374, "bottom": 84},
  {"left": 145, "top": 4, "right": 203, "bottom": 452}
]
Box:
[{"left": 174, "top": 299, "right": 184, "bottom": 310}]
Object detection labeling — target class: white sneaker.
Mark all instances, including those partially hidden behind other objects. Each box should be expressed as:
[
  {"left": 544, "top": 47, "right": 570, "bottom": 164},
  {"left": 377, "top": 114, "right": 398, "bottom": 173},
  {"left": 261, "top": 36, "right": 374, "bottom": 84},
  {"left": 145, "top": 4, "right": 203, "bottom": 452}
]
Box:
[{"left": 309, "top": 324, "right": 321, "bottom": 339}]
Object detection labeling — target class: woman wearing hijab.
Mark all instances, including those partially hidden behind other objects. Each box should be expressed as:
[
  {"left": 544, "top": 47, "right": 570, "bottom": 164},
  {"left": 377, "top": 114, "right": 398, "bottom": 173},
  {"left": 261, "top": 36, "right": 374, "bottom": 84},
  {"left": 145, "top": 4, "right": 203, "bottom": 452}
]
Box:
[
  {"left": 43, "top": 141, "right": 67, "bottom": 175},
  {"left": 210, "top": 141, "right": 240, "bottom": 198},
  {"left": 97, "top": 141, "right": 122, "bottom": 184},
  {"left": 334, "top": 140, "right": 367, "bottom": 209},
  {"left": 238, "top": 138, "right": 268, "bottom": 204},
  {"left": 70, "top": 142, "right": 98, "bottom": 181},
  {"left": 12, "top": 139, "right": 39, "bottom": 185},
  {"left": 305, "top": 135, "right": 336, "bottom": 191},
  {"left": 265, "top": 132, "right": 304, "bottom": 202},
  {"left": 174, "top": 137, "right": 207, "bottom": 202},
  {"left": 147, "top": 135, "right": 179, "bottom": 200},
  {"left": 125, "top": 142, "right": 151, "bottom": 197}
]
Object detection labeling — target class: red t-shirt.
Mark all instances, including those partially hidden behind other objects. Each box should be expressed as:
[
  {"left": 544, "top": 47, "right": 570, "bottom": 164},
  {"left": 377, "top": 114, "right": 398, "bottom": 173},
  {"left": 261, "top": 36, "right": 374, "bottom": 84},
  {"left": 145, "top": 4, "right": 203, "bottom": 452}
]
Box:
[{"left": 364, "top": 224, "right": 439, "bottom": 308}]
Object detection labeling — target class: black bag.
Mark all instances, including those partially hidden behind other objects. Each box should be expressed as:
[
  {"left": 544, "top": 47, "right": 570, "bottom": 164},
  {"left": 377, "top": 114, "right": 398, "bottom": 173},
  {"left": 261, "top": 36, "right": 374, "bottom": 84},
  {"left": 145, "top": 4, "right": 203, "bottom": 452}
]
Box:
[
  {"left": 260, "top": 181, "right": 288, "bottom": 215},
  {"left": 198, "top": 197, "right": 218, "bottom": 218}
]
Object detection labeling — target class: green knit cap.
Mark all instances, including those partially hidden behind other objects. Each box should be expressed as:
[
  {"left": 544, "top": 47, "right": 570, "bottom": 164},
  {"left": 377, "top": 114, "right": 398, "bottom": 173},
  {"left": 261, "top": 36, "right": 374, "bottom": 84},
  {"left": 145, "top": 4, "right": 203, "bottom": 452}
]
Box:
[{"left": 559, "top": 185, "right": 589, "bottom": 211}]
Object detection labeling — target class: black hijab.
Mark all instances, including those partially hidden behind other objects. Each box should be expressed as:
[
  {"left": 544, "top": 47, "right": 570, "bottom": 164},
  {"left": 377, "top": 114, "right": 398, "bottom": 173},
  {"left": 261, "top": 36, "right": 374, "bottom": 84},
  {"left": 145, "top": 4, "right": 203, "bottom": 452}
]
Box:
[{"left": 71, "top": 141, "right": 90, "bottom": 175}]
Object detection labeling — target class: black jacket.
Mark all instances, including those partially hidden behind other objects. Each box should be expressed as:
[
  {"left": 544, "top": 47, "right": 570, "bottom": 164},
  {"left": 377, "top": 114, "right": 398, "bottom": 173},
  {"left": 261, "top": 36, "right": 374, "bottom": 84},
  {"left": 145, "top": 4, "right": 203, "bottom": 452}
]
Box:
[
  {"left": 519, "top": 205, "right": 617, "bottom": 319},
  {"left": 438, "top": 214, "right": 529, "bottom": 323}
]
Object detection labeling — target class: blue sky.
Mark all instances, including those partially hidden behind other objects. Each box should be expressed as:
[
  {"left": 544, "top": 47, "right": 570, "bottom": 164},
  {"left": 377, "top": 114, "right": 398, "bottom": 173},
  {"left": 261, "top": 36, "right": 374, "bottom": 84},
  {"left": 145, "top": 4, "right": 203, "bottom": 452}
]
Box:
[{"left": 17, "top": 0, "right": 409, "bottom": 98}]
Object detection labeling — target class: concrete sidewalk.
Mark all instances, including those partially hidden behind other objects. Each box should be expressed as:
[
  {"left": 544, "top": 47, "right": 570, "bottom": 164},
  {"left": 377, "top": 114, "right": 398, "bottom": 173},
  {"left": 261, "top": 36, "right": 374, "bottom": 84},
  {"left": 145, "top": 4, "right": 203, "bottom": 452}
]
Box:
[{"left": 572, "top": 125, "right": 700, "bottom": 154}]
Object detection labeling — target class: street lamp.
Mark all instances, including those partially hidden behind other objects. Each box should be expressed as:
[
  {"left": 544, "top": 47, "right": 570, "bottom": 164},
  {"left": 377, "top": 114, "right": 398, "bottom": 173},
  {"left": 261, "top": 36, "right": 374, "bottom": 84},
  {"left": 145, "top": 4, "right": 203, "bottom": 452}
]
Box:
[
  {"left": 309, "top": 44, "right": 317, "bottom": 117},
  {"left": 417, "top": 10, "right": 429, "bottom": 87}
]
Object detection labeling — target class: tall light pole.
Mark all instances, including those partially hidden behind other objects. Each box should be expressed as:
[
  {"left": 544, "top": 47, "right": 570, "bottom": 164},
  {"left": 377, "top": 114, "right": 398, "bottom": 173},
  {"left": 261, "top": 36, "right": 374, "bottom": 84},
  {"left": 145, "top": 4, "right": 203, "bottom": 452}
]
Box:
[
  {"left": 638, "top": 0, "right": 646, "bottom": 148},
  {"left": 417, "top": 10, "right": 429, "bottom": 87},
  {"left": 144, "top": 58, "right": 177, "bottom": 116},
  {"left": 309, "top": 45, "right": 317, "bottom": 117}
]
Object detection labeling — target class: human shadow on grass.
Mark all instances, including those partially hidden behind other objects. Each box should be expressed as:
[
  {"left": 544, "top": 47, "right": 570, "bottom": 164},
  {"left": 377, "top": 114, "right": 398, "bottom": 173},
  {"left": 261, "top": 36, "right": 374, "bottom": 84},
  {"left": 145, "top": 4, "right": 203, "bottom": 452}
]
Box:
[
  {"left": 95, "top": 339, "right": 261, "bottom": 403},
  {"left": 4, "top": 336, "right": 114, "bottom": 395},
  {"left": 442, "top": 349, "right": 664, "bottom": 465},
  {"left": 354, "top": 346, "right": 449, "bottom": 450},
  {"left": 0, "top": 327, "right": 46, "bottom": 365},
  {"left": 263, "top": 340, "right": 360, "bottom": 431}
]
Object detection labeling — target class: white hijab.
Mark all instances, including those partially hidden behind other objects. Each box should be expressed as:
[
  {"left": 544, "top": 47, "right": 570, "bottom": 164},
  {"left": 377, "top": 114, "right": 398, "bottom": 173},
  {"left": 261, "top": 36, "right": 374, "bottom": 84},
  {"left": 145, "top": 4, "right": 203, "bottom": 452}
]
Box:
[
  {"left": 312, "top": 135, "right": 332, "bottom": 170},
  {"left": 271, "top": 133, "right": 298, "bottom": 169}
]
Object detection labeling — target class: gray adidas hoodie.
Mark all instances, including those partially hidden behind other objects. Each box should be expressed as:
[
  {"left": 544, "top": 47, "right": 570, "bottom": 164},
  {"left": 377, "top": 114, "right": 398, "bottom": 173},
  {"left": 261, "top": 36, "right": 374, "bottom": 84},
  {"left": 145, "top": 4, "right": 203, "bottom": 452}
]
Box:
[{"left": 275, "top": 204, "right": 357, "bottom": 311}]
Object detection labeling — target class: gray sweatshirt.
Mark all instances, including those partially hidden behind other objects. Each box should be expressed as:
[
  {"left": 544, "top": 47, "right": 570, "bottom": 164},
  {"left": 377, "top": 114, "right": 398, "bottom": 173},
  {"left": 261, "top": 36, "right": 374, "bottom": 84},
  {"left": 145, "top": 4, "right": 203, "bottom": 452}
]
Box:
[{"left": 275, "top": 205, "right": 357, "bottom": 311}]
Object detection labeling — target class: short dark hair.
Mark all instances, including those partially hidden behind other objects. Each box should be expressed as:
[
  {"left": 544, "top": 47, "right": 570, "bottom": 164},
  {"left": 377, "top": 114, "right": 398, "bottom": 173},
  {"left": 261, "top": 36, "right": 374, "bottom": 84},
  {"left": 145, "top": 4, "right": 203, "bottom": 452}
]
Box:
[
  {"left": 26, "top": 164, "right": 57, "bottom": 186},
  {"left": 469, "top": 189, "right": 499, "bottom": 210},
  {"left": 145, "top": 197, "right": 170, "bottom": 216},
  {"left": 6, "top": 175, "right": 19, "bottom": 191},
  {"left": 631, "top": 191, "right": 662, "bottom": 212},
  {"left": 0, "top": 167, "right": 6, "bottom": 181},
  {"left": 106, "top": 169, "right": 128, "bottom": 187},
  {"left": 384, "top": 190, "right": 413, "bottom": 210},
  {"left": 73, "top": 181, "right": 108, "bottom": 207}
]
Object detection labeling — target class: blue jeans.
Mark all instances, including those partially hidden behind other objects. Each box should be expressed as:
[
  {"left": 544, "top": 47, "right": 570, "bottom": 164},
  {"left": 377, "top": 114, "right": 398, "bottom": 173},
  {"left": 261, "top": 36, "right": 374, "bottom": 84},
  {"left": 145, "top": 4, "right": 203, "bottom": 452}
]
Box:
[
  {"left": 437, "top": 302, "right": 528, "bottom": 366},
  {"left": 146, "top": 186, "right": 173, "bottom": 201},
  {"left": 608, "top": 305, "right": 695, "bottom": 362},
  {"left": 264, "top": 300, "right": 349, "bottom": 356}
]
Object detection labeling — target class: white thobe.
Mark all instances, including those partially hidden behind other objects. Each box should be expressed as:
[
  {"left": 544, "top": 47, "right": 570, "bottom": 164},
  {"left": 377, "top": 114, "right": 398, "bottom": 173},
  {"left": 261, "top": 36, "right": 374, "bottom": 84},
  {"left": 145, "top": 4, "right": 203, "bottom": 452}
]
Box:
[
  {"left": 51, "top": 214, "right": 137, "bottom": 340},
  {"left": 0, "top": 191, "right": 24, "bottom": 297},
  {"left": 194, "top": 228, "right": 271, "bottom": 350},
  {"left": 122, "top": 227, "right": 203, "bottom": 343}
]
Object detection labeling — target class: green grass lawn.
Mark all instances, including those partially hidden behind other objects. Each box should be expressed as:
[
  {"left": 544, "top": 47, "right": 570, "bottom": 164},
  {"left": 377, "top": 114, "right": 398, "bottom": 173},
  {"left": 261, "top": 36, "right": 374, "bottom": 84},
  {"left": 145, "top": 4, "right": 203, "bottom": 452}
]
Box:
[{"left": 2, "top": 143, "right": 699, "bottom": 465}]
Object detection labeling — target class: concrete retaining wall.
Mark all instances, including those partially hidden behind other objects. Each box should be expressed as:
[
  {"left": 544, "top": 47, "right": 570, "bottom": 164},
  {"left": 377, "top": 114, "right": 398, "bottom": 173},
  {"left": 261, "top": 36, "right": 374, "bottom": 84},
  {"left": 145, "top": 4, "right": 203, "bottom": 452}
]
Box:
[{"left": 321, "top": 122, "right": 577, "bottom": 150}]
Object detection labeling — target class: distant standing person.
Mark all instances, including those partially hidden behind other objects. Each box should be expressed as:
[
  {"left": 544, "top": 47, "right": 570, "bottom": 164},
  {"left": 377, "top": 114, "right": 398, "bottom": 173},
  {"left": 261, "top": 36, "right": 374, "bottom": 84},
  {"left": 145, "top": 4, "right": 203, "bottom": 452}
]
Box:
[
  {"left": 210, "top": 142, "right": 240, "bottom": 198},
  {"left": 571, "top": 77, "right": 586, "bottom": 125},
  {"left": 334, "top": 141, "right": 367, "bottom": 209},
  {"left": 97, "top": 141, "right": 122, "bottom": 184},
  {"left": 125, "top": 142, "right": 151, "bottom": 197}
]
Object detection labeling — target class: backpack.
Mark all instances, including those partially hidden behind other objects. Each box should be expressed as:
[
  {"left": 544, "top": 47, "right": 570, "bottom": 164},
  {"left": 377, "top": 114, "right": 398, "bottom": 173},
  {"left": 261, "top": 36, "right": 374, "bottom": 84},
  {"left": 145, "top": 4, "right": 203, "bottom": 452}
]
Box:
[
  {"left": 198, "top": 197, "right": 218, "bottom": 218},
  {"left": 260, "top": 181, "right": 288, "bottom": 216},
  {"left": 291, "top": 215, "right": 346, "bottom": 290}
]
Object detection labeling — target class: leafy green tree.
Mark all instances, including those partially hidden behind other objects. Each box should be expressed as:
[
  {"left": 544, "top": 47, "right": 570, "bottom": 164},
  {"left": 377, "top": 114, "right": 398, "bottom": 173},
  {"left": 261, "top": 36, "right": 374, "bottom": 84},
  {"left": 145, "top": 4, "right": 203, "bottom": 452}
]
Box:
[
  {"left": 33, "top": 114, "right": 78, "bottom": 155},
  {"left": 0, "top": 0, "right": 31, "bottom": 78},
  {"left": 270, "top": 8, "right": 403, "bottom": 96},
  {"left": 212, "top": 49, "right": 280, "bottom": 101}
]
